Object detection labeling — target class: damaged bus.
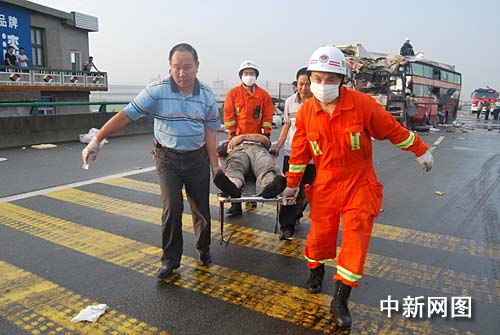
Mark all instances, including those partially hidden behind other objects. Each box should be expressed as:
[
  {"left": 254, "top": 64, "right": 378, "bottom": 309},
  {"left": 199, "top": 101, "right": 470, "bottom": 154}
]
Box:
[{"left": 338, "top": 44, "right": 462, "bottom": 129}]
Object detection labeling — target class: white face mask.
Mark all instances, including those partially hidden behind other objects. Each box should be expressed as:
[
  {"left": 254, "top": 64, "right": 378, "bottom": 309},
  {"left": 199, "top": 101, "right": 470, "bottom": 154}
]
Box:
[
  {"left": 241, "top": 75, "right": 256, "bottom": 86},
  {"left": 310, "top": 82, "right": 339, "bottom": 103}
]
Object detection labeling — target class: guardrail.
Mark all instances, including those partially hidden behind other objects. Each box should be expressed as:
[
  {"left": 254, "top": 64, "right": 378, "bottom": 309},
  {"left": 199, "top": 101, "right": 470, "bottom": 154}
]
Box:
[
  {"left": 0, "top": 66, "right": 108, "bottom": 91},
  {"left": 0, "top": 101, "right": 129, "bottom": 116}
]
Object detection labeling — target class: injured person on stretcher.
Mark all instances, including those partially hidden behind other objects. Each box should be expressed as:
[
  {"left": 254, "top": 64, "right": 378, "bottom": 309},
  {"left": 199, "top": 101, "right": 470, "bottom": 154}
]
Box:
[{"left": 214, "top": 133, "right": 287, "bottom": 216}]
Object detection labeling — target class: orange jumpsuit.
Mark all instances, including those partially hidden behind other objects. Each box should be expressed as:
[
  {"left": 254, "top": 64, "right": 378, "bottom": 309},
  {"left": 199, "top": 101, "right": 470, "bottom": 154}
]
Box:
[
  {"left": 287, "top": 87, "right": 429, "bottom": 288},
  {"left": 224, "top": 84, "right": 274, "bottom": 138}
]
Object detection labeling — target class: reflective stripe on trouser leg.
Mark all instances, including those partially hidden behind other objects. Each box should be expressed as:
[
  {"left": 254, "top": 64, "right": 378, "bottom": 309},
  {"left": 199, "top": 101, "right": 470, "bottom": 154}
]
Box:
[
  {"left": 304, "top": 215, "right": 341, "bottom": 269},
  {"left": 334, "top": 209, "right": 375, "bottom": 287}
]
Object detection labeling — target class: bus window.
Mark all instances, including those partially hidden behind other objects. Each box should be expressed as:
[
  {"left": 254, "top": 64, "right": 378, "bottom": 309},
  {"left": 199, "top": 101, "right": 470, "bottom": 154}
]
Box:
[
  {"left": 456, "top": 73, "right": 462, "bottom": 85},
  {"left": 431, "top": 87, "right": 440, "bottom": 99},
  {"left": 423, "top": 65, "right": 433, "bottom": 79},
  {"left": 440, "top": 70, "right": 449, "bottom": 82},
  {"left": 411, "top": 63, "right": 423, "bottom": 76},
  {"left": 432, "top": 67, "right": 440, "bottom": 80}
]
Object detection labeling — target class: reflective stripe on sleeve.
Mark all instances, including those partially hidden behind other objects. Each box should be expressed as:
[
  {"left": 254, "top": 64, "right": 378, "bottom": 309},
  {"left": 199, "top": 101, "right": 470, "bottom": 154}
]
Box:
[
  {"left": 262, "top": 122, "right": 273, "bottom": 128},
  {"left": 336, "top": 265, "right": 362, "bottom": 283},
  {"left": 288, "top": 164, "right": 306, "bottom": 173},
  {"left": 395, "top": 132, "right": 415, "bottom": 149},
  {"left": 309, "top": 141, "right": 323, "bottom": 156},
  {"left": 224, "top": 120, "right": 236, "bottom": 127}
]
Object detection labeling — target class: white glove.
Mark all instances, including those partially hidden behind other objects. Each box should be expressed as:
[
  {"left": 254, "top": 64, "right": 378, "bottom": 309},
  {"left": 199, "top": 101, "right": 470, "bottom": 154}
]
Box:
[
  {"left": 416, "top": 150, "right": 433, "bottom": 172},
  {"left": 282, "top": 186, "right": 299, "bottom": 205},
  {"left": 82, "top": 137, "right": 104, "bottom": 169}
]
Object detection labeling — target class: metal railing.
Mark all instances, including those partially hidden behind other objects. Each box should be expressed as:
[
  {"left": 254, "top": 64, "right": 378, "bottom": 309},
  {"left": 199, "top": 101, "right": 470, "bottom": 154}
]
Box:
[
  {"left": 0, "top": 66, "right": 108, "bottom": 90},
  {"left": 0, "top": 101, "right": 129, "bottom": 116}
]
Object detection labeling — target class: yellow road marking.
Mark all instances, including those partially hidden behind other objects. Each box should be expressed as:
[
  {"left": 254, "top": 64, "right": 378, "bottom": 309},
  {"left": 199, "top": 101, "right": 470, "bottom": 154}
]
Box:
[
  {"left": 101, "top": 177, "right": 500, "bottom": 260},
  {"left": 0, "top": 260, "right": 168, "bottom": 335},
  {"left": 0, "top": 203, "right": 470, "bottom": 335},
  {"left": 45, "top": 188, "right": 494, "bottom": 303}
]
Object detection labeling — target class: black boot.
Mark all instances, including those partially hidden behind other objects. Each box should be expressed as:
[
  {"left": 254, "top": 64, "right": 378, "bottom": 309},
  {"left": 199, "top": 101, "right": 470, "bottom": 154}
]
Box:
[
  {"left": 306, "top": 264, "right": 325, "bottom": 294},
  {"left": 330, "top": 280, "right": 352, "bottom": 328}
]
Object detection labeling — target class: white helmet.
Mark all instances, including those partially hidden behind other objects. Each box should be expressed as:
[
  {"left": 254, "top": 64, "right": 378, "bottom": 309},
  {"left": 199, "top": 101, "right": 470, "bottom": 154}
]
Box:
[
  {"left": 307, "top": 46, "right": 347, "bottom": 75},
  {"left": 238, "top": 60, "right": 259, "bottom": 78}
]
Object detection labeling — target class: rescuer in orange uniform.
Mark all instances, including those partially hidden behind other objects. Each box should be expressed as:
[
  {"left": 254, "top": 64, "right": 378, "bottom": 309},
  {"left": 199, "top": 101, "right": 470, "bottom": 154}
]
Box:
[
  {"left": 223, "top": 60, "right": 275, "bottom": 138},
  {"left": 216, "top": 60, "right": 285, "bottom": 215},
  {"left": 283, "top": 46, "right": 433, "bottom": 328}
]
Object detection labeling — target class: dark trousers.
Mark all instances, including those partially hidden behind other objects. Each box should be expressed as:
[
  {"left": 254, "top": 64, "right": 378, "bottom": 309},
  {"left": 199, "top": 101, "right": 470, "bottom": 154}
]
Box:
[
  {"left": 155, "top": 145, "right": 211, "bottom": 266},
  {"left": 279, "top": 155, "right": 316, "bottom": 231}
]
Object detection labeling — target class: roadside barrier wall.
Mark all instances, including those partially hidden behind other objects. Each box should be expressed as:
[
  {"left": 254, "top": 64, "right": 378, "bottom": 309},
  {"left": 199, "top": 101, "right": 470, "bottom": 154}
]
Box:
[{"left": 0, "top": 113, "right": 153, "bottom": 149}]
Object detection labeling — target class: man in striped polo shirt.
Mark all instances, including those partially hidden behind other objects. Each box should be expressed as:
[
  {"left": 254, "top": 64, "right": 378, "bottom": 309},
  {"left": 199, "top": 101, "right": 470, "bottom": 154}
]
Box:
[{"left": 82, "top": 43, "right": 221, "bottom": 279}]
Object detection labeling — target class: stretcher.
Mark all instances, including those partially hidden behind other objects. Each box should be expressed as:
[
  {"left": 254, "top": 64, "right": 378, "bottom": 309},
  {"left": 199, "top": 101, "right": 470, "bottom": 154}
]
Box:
[{"left": 217, "top": 159, "right": 282, "bottom": 245}]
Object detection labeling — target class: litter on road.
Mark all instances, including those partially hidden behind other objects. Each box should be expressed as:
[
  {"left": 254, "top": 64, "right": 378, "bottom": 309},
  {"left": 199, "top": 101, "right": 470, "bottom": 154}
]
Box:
[
  {"left": 71, "top": 304, "right": 108, "bottom": 323},
  {"left": 31, "top": 144, "right": 58, "bottom": 149}
]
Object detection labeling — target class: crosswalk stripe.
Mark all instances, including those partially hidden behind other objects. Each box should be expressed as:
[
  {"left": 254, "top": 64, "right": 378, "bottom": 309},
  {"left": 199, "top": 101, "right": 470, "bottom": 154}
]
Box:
[
  {"left": 0, "top": 202, "right": 470, "bottom": 335},
  {"left": 44, "top": 188, "right": 495, "bottom": 303},
  {"left": 100, "top": 177, "right": 500, "bottom": 260},
  {"left": 0, "top": 260, "right": 168, "bottom": 335}
]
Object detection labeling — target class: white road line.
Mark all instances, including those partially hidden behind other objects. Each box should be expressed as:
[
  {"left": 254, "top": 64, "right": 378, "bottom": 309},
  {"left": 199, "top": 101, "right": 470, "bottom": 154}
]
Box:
[
  {"left": 0, "top": 166, "right": 156, "bottom": 203},
  {"left": 429, "top": 135, "right": 444, "bottom": 153},
  {"left": 433, "top": 136, "right": 445, "bottom": 146}
]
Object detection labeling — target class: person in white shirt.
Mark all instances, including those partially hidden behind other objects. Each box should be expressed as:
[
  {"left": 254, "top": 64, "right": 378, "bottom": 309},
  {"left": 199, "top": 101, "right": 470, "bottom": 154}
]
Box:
[
  {"left": 16, "top": 47, "right": 29, "bottom": 67},
  {"left": 271, "top": 67, "right": 316, "bottom": 240}
]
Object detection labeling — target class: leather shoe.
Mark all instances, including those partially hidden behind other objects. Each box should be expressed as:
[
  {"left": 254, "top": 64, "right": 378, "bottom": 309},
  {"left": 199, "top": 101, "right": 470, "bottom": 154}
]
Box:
[
  {"left": 262, "top": 175, "right": 287, "bottom": 198},
  {"left": 279, "top": 227, "right": 294, "bottom": 241},
  {"left": 156, "top": 263, "right": 180, "bottom": 279},
  {"left": 226, "top": 202, "right": 242, "bottom": 216},
  {"left": 214, "top": 171, "right": 241, "bottom": 198},
  {"left": 198, "top": 251, "right": 211, "bottom": 266}
]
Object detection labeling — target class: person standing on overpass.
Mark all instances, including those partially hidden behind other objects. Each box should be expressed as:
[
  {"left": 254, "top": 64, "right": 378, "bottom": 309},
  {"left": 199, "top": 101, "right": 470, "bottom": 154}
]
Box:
[{"left": 82, "top": 43, "right": 221, "bottom": 280}]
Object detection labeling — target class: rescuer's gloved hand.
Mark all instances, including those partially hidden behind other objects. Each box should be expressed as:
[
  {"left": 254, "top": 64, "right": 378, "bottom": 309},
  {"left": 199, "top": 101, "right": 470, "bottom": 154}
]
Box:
[
  {"left": 416, "top": 150, "right": 433, "bottom": 172},
  {"left": 82, "top": 137, "right": 103, "bottom": 169},
  {"left": 282, "top": 186, "right": 299, "bottom": 205}
]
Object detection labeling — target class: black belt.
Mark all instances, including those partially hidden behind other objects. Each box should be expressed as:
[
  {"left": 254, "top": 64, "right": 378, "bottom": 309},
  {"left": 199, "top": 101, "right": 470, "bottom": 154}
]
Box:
[{"left": 155, "top": 141, "right": 205, "bottom": 154}]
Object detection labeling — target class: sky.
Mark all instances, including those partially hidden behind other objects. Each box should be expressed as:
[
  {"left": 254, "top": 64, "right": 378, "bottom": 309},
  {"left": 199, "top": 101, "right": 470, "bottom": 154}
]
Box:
[{"left": 33, "top": 0, "right": 500, "bottom": 100}]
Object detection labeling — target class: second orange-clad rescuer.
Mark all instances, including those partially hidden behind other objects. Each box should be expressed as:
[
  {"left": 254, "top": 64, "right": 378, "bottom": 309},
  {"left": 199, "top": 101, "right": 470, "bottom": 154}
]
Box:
[
  {"left": 283, "top": 45, "right": 433, "bottom": 329},
  {"left": 223, "top": 60, "right": 275, "bottom": 138}
]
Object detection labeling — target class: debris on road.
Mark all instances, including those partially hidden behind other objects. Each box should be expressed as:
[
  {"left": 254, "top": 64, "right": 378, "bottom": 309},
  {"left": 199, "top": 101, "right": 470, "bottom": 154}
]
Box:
[
  {"left": 31, "top": 144, "right": 58, "bottom": 149},
  {"left": 0, "top": 157, "right": 7, "bottom": 162},
  {"left": 71, "top": 304, "right": 108, "bottom": 323},
  {"left": 434, "top": 191, "right": 445, "bottom": 196}
]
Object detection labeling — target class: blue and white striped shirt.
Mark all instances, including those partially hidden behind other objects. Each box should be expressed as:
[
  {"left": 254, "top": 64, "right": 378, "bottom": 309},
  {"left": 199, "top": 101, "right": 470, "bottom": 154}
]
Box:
[{"left": 124, "top": 77, "right": 220, "bottom": 150}]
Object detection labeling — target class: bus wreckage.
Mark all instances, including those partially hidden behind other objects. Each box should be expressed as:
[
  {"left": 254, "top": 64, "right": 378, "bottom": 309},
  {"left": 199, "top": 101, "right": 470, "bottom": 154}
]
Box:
[{"left": 338, "top": 44, "right": 462, "bottom": 130}]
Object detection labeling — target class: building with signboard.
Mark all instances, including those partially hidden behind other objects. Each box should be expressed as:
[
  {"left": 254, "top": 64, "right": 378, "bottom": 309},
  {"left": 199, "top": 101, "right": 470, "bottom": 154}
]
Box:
[{"left": 0, "top": 0, "right": 107, "bottom": 115}]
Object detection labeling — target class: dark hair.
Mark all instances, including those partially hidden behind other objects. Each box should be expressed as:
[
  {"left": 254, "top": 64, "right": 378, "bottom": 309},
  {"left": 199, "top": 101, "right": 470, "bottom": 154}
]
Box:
[
  {"left": 8, "top": 45, "right": 14, "bottom": 49},
  {"left": 292, "top": 80, "right": 297, "bottom": 86},
  {"left": 169, "top": 43, "right": 198, "bottom": 63},
  {"left": 296, "top": 67, "right": 308, "bottom": 80},
  {"left": 19, "top": 47, "right": 24, "bottom": 51}
]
